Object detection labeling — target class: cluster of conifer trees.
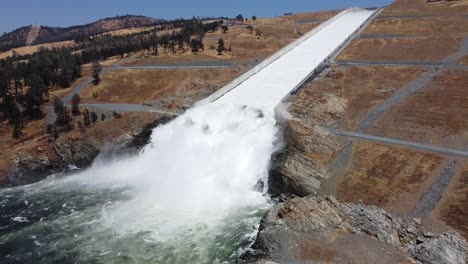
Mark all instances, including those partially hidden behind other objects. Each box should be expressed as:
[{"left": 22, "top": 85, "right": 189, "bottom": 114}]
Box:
[{"left": 0, "top": 19, "right": 224, "bottom": 138}]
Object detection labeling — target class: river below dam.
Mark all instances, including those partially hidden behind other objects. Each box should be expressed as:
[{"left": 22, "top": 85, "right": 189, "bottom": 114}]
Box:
[{"left": 0, "top": 104, "right": 280, "bottom": 263}]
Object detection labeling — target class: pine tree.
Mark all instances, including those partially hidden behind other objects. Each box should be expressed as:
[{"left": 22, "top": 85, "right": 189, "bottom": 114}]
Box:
[
  {"left": 90, "top": 111, "right": 98, "bottom": 124},
  {"left": 71, "top": 94, "right": 81, "bottom": 115},
  {"left": 236, "top": 14, "right": 244, "bottom": 23},
  {"left": 23, "top": 74, "right": 46, "bottom": 119},
  {"left": 92, "top": 61, "right": 102, "bottom": 85},
  {"left": 217, "top": 39, "right": 225, "bottom": 55},
  {"left": 82, "top": 109, "right": 91, "bottom": 126},
  {"left": 53, "top": 96, "right": 71, "bottom": 130}
]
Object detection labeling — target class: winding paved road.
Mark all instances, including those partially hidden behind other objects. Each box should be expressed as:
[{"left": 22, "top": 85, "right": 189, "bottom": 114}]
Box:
[
  {"left": 47, "top": 54, "right": 219, "bottom": 124},
  {"left": 359, "top": 34, "right": 419, "bottom": 39},
  {"left": 80, "top": 103, "right": 180, "bottom": 116},
  {"left": 336, "top": 60, "right": 468, "bottom": 69},
  {"left": 334, "top": 37, "right": 468, "bottom": 169},
  {"left": 329, "top": 129, "right": 468, "bottom": 158},
  {"left": 45, "top": 103, "right": 179, "bottom": 119},
  {"left": 117, "top": 61, "right": 234, "bottom": 69}
]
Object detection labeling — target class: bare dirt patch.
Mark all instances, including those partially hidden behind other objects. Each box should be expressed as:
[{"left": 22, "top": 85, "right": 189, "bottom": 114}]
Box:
[
  {"left": 289, "top": 66, "right": 426, "bottom": 130},
  {"left": 338, "top": 37, "right": 461, "bottom": 62},
  {"left": 438, "top": 163, "right": 468, "bottom": 239},
  {"left": 336, "top": 141, "right": 444, "bottom": 215},
  {"left": 369, "top": 70, "right": 468, "bottom": 147},
  {"left": 26, "top": 26, "right": 41, "bottom": 45}
]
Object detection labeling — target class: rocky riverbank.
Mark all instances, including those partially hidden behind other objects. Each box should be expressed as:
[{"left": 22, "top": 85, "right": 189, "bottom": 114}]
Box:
[
  {"left": 257, "top": 62, "right": 468, "bottom": 262},
  {"left": 244, "top": 196, "right": 468, "bottom": 264},
  {"left": 0, "top": 112, "right": 173, "bottom": 187}
]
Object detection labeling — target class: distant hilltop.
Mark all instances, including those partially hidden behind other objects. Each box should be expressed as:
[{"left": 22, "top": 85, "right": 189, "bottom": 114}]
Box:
[{"left": 0, "top": 15, "right": 162, "bottom": 52}]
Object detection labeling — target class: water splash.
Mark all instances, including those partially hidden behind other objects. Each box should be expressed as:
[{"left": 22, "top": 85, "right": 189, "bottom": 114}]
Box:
[
  {"left": 0, "top": 103, "right": 281, "bottom": 263},
  {"left": 77, "top": 103, "right": 278, "bottom": 230}
]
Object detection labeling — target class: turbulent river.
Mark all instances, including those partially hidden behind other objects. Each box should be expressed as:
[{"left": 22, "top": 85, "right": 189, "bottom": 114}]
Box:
[{"left": 0, "top": 104, "right": 281, "bottom": 263}]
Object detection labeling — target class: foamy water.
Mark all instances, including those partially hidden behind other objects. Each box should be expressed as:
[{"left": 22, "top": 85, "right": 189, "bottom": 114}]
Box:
[
  {"left": 0, "top": 104, "right": 280, "bottom": 263},
  {"left": 76, "top": 103, "right": 279, "bottom": 237}
]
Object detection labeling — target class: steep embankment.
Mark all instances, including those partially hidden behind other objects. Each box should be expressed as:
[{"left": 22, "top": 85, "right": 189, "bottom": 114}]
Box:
[
  {"left": 0, "top": 113, "right": 173, "bottom": 187},
  {"left": 257, "top": 0, "right": 468, "bottom": 263}
]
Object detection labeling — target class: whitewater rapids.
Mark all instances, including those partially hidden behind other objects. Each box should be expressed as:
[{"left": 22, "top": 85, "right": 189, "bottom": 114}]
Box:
[
  {"left": 77, "top": 103, "right": 280, "bottom": 237},
  {"left": 0, "top": 104, "right": 280, "bottom": 263}
]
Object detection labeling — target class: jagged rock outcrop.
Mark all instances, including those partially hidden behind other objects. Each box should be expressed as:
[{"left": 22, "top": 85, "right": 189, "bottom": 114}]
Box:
[
  {"left": 269, "top": 120, "right": 342, "bottom": 196},
  {"left": 3, "top": 114, "right": 173, "bottom": 187},
  {"left": 8, "top": 140, "right": 100, "bottom": 185},
  {"left": 409, "top": 232, "right": 468, "bottom": 264},
  {"left": 244, "top": 196, "right": 468, "bottom": 264}
]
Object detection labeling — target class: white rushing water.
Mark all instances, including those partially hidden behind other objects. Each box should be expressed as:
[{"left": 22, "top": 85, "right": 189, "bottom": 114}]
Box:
[
  {"left": 75, "top": 103, "right": 279, "bottom": 237},
  {"left": 0, "top": 103, "right": 279, "bottom": 263}
]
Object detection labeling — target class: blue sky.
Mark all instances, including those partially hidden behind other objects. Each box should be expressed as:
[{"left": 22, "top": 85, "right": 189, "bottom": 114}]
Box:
[{"left": 0, "top": 0, "right": 392, "bottom": 34}]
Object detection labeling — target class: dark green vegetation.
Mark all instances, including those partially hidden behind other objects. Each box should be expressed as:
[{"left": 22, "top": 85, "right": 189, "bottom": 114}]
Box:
[
  {"left": 0, "top": 19, "right": 224, "bottom": 138},
  {"left": 0, "top": 48, "right": 82, "bottom": 138}
]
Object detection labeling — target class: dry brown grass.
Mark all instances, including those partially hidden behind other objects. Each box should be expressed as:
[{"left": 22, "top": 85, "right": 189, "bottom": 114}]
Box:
[
  {"left": 381, "top": 0, "right": 468, "bottom": 16},
  {"left": 459, "top": 55, "right": 468, "bottom": 65},
  {"left": 338, "top": 37, "right": 461, "bottom": 62},
  {"left": 285, "top": 10, "right": 341, "bottom": 22},
  {"left": 439, "top": 163, "right": 468, "bottom": 239},
  {"left": 337, "top": 142, "right": 444, "bottom": 214},
  {"left": 131, "top": 11, "right": 329, "bottom": 65},
  {"left": 105, "top": 26, "right": 157, "bottom": 36},
  {"left": 79, "top": 68, "right": 243, "bottom": 104},
  {"left": 0, "top": 40, "right": 75, "bottom": 59},
  {"left": 364, "top": 16, "right": 468, "bottom": 37},
  {"left": 0, "top": 119, "right": 46, "bottom": 152},
  {"left": 369, "top": 70, "right": 468, "bottom": 147},
  {"left": 289, "top": 66, "right": 426, "bottom": 130},
  {"left": 339, "top": 0, "right": 467, "bottom": 63}
]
